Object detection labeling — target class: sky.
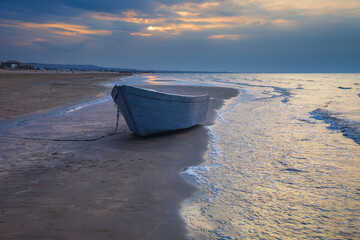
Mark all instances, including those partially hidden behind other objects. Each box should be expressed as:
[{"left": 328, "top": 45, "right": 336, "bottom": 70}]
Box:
[{"left": 0, "top": 0, "right": 359, "bottom": 72}]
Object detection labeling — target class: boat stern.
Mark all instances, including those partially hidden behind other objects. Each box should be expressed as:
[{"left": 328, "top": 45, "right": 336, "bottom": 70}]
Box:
[{"left": 111, "top": 85, "right": 119, "bottom": 104}]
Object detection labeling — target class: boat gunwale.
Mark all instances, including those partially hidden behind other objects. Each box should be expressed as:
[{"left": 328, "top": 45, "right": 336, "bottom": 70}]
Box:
[{"left": 122, "top": 85, "right": 210, "bottom": 103}]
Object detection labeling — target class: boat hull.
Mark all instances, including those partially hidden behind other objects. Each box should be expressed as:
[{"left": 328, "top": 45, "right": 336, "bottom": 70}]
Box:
[{"left": 111, "top": 85, "right": 210, "bottom": 136}]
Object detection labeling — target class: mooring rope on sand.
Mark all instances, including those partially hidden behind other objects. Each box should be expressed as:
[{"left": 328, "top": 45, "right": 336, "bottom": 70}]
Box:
[{"left": 0, "top": 108, "right": 121, "bottom": 142}]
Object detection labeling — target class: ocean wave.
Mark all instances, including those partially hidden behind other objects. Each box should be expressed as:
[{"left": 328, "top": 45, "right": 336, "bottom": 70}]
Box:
[
  {"left": 234, "top": 83, "right": 292, "bottom": 103},
  {"left": 182, "top": 165, "right": 211, "bottom": 186},
  {"left": 310, "top": 108, "right": 360, "bottom": 145}
]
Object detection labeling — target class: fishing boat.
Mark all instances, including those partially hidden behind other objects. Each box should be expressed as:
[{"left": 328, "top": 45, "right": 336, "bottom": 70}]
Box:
[{"left": 111, "top": 84, "right": 210, "bottom": 136}]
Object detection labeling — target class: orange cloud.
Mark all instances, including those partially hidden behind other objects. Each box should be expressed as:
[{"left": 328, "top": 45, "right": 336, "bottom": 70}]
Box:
[
  {"left": 179, "top": 16, "right": 267, "bottom": 26},
  {"left": 88, "top": 0, "right": 360, "bottom": 38},
  {"left": 208, "top": 34, "right": 250, "bottom": 40},
  {"left": 261, "top": 0, "right": 360, "bottom": 15},
  {"left": 271, "top": 19, "right": 296, "bottom": 28},
  {"left": 12, "top": 38, "right": 49, "bottom": 46},
  {"left": 145, "top": 22, "right": 231, "bottom": 35},
  {"left": 52, "top": 31, "right": 79, "bottom": 36},
  {"left": 23, "top": 22, "right": 111, "bottom": 35},
  {"left": 175, "top": 11, "right": 200, "bottom": 17},
  {"left": 89, "top": 11, "right": 162, "bottom": 24},
  {"left": 88, "top": 1, "right": 270, "bottom": 37},
  {"left": 0, "top": 19, "right": 111, "bottom": 36}
]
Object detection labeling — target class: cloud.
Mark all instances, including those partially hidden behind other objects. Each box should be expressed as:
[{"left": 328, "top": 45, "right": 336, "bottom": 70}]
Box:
[
  {"left": 12, "top": 38, "right": 50, "bottom": 46},
  {"left": 131, "top": 32, "right": 153, "bottom": 37},
  {"left": 259, "top": 0, "right": 360, "bottom": 15},
  {"left": 0, "top": 0, "right": 359, "bottom": 72},
  {"left": 89, "top": 10, "right": 162, "bottom": 24},
  {"left": 90, "top": 1, "right": 270, "bottom": 37},
  {"left": 159, "top": 1, "right": 221, "bottom": 12},
  {"left": 3, "top": 0, "right": 360, "bottom": 40},
  {"left": 145, "top": 22, "right": 232, "bottom": 35},
  {"left": 0, "top": 19, "right": 111, "bottom": 36},
  {"left": 208, "top": 34, "right": 250, "bottom": 40},
  {"left": 88, "top": 0, "right": 360, "bottom": 38},
  {"left": 271, "top": 19, "right": 296, "bottom": 28}
]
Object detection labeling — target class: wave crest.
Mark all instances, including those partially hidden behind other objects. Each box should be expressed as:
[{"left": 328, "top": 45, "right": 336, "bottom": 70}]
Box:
[{"left": 310, "top": 108, "right": 360, "bottom": 145}]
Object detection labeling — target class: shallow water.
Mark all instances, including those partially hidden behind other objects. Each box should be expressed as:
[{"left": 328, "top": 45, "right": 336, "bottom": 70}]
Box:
[{"left": 124, "top": 73, "right": 360, "bottom": 239}]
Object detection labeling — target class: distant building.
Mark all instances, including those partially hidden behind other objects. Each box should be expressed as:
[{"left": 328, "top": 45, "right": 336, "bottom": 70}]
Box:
[
  {"left": 1, "top": 60, "right": 21, "bottom": 69},
  {"left": 20, "top": 65, "right": 35, "bottom": 70}
]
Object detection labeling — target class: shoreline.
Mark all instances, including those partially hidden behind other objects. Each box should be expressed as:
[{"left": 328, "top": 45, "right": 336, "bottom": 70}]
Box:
[{"left": 0, "top": 73, "right": 239, "bottom": 239}]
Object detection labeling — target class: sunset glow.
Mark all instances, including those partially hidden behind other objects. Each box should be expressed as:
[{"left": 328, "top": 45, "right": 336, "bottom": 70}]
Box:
[
  {"left": 0, "top": 19, "right": 111, "bottom": 36},
  {"left": 208, "top": 34, "right": 250, "bottom": 40},
  {"left": 131, "top": 32, "right": 152, "bottom": 37},
  {"left": 0, "top": 0, "right": 359, "bottom": 72},
  {"left": 90, "top": 11, "right": 160, "bottom": 24}
]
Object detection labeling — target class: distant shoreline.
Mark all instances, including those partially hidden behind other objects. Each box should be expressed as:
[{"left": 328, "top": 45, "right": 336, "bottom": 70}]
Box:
[
  {"left": 2, "top": 69, "right": 358, "bottom": 75},
  {"left": 0, "top": 69, "right": 132, "bottom": 74}
]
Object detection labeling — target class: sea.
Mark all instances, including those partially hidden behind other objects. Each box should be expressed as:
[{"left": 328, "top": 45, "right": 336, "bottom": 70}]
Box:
[{"left": 121, "top": 73, "right": 360, "bottom": 240}]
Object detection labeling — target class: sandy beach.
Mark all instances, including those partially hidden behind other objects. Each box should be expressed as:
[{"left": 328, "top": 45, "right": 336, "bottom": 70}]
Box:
[
  {"left": 0, "top": 70, "right": 132, "bottom": 121},
  {"left": 0, "top": 72, "right": 238, "bottom": 239}
]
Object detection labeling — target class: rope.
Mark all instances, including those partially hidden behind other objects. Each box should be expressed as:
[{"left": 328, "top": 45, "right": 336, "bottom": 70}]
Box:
[
  {"left": 0, "top": 107, "right": 122, "bottom": 142},
  {"left": 114, "top": 106, "right": 120, "bottom": 134}
]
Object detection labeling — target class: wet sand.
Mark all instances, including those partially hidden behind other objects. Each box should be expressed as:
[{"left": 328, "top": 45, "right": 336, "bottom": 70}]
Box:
[{"left": 0, "top": 73, "right": 238, "bottom": 239}]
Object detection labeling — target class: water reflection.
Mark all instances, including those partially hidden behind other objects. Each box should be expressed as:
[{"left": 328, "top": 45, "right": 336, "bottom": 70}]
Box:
[{"left": 143, "top": 75, "right": 159, "bottom": 84}]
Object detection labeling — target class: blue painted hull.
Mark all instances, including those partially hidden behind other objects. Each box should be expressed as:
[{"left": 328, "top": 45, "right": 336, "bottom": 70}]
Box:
[{"left": 111, "top": 85, "right": 210, "bottom": 136}]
